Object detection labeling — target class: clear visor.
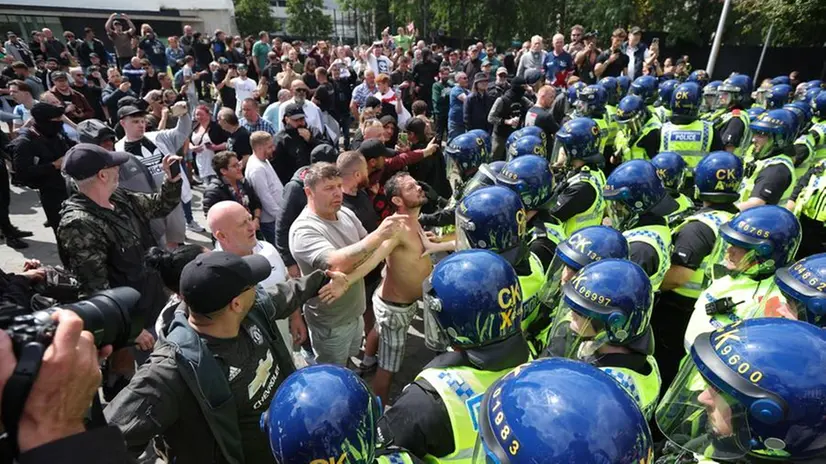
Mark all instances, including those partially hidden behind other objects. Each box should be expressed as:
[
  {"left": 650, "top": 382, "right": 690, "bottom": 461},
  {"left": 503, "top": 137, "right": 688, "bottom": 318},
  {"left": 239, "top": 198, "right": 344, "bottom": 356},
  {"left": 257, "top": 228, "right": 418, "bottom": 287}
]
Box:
[
  {"left": 455, "top": 212, "right": 475, "bottom": 251},
  {"left": 607, "top": 200, "right": 635, "bottom": 231},
  {"left": 617, "top": 115, "right": 643, "bottom": 138},
  {"left": 462, "top": 165, "right": 497, "bottom": 198},
  {"left": 549, "top": 137, "right": 568, "bottom": 169},
  {"left": 753, "top": 88, "right": 769, "bottom": 106},
  {"left": 655, "top": 361, "right": 752, "bottom": 461},
  {"left": 574, "top": 99, "right": 592, "bottom": 116},
  {"left": 472, "top": 435, "right": 503, "bottom": 464},
  {"left": 707, "top": 236, "right": 767, "bottom": 281},
  {"left": 536, "top": 253, "right": 572, "bottom": 309},
  {"left": 715, "top": 91, "right": 733, "bottom": 110},
  {"left": 749, "top": 280, "right": 806, "bottom": 322},
  {"left": 422, "top": 281, "right": 451, "bottom": 351},
  {"left": 546, "top": 302, "right": 608, "bottom": 360}
]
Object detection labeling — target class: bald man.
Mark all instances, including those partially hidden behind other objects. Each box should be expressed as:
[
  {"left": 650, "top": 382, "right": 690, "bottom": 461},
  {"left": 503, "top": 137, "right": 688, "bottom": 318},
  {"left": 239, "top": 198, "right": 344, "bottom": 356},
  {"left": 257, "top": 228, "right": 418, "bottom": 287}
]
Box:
[
  {"left": 207, "top": 201, "right": 295, "bottom": 348},
  {"left": 525, "top": 85, "right": 560, "bottom": 142},
  {"left": 276, "top": 80, "right": 324, "bottom": 134}
]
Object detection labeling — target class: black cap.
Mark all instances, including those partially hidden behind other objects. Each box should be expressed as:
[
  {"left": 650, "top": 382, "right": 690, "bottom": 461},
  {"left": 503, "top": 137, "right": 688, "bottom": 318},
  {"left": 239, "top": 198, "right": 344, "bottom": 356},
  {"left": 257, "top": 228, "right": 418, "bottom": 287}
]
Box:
[
  {"left": 405, "top": 117, "right": 427, "bottom": 139},
  {"left": 30, "top": 102, "right": 64, "bottom": 123},
  {"left": 63, "top": 143, "right": 130, "bottom": 180},
  {"left": 46, "top": 57, "right": 58, "bottom": 63},
  {"left": 311, "top": 144, "right": 338, "bottom": 164},
  {"left": 117, "top": 105, "right": 148, "bottom": 120},
  {"left": 364, "top": 96, "right": 381, "bottom": 109},
  {"left": 282, "top": 103, "right": 305, "bottom": 120},
  {"left": 51, "top": 70, "right": 69, "bottom": 81},
  {"left": 77, "top": 119, "right": 116, "bottom": 144},
  {"left": 180, "top": 252, "right": 272, "bottom": 315},
  {"left": 359, "top": 138, "right": 394, "bottom": 160}
]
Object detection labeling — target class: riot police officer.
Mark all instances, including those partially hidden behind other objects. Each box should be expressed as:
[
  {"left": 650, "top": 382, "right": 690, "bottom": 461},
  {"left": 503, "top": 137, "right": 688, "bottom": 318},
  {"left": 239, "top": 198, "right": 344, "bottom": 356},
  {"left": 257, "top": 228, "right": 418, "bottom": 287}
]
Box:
[
  {"left": 715, "top": 73, "right": 753, "bottom": 156},
  {"left": 261, "top": 365, "right": 419, "bottom": 464},
  {"left": 599, "top": 76, "right": 622, "bottom": 160},
  {"left": 659, "top": 82, "right": 723, "bottom": 186},
  {"left": 651, "top": 151, "right": 694, "bottom": 226},
  {"left": 604, "top": 159, "right": 678, "bottom": 291},
  {"left": 506, "top": 134, "right": 546, "bottom": 161},
  {"left": 629, "top": 75, "right": 659, "bottom": 118},
  {"left": 759, "top": 253, "right": 826, "bottom": 327},
  {"left": 418, "top": 160, "right": 506, "bottom": 231},
  {"left": 787, "top": 157, "right": 826, "bottom": 259},
  {"left": 790, "top": 91, "right": 826, "bottom": 178},
  {"left": 655, "top": 79, "right": 680, "bottom": 123},
  {"left": 455, "top": 186, "right": 546, "bottom": 355},
  {"left": 466, "top": 128, "right": 492, "bottom": 154},
  {"left": 617, "top": 75, "right": 631, "bottom": 99},
  {"left": 686, "top": 69, "right": 710, "bottom": 89},
  {"left": 683, "top": 205, "right": 801, "bottom": 350},
  {"left": 657, "top": 151, "right": 743, "bottom": 389},
  {"left": 379, "top": 250, "right": 530, "bottom": 461},
  {"left": 613, "top": 95, "right": 662, "bottom": 163},
  {"left": 657, "top": 318, "right": 826, "bottom": 463},
  {"left": 475, "top": 358, "right": 654, "bottom": 464},
  {"left": 444, "top": 132, "right": 490, "bottom": 196},
  {"left": 765, "top": 83, "right": 794, "bottom": 109},
  {"left": 739, "top": 109, "right": 798, "bottom": 210},
  {"left": 699, "top": 79, "right": 723, "bottom": 120},
  {"left": 568, "top": 84, "right": 615, "bottom": 158},
  {"left": 545, "top": 259, "right": 662, "bottom": 419}
]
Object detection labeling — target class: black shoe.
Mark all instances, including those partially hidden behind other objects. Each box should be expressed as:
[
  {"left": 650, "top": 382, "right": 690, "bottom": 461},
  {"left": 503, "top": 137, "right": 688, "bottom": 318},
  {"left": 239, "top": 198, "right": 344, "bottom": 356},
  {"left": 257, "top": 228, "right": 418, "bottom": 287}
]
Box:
[
  {"left": 42, "top": 220, "right": 50, "bottom": 228},
  {"left": 7, "top": 227, "right": 33, "bottom": 238},
  {"left": 5, "top": 236, "right": 28, "bottom": 249}
]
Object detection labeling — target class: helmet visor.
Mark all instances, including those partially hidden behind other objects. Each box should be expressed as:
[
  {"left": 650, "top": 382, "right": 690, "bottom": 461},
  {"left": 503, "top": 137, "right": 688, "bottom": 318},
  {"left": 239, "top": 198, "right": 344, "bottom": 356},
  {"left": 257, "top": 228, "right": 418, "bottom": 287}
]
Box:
[
  {"left": 549, "top": 137, "right": 568, "bottom": 168},
  {"left": 421, "top": 278, "right": 451, "bottom": 350},
  {"left": 472, "top": 435, "right": 504, "bottom": 464},
  {"left": 716, "top": 90, "right": 733, "bottom": 109},
  {"left": 607, "top": 199, "right": 635, "bottom": 231},
  {"left": 655, "top": 360, "right": 752, "bottom": 461},
  {"left": 536, "top": 253, "right": 573, "bottom": 309},
  {"left": 753, "top": 88, "right": 769, "bottom": 106},
  {"left": 455, "top": 210, "right": 476, "bottom": 251},
  {"left": 546, "top": 302, "right": 608, "bottom": 360},
  {"left": 751, "top": 279, "right": 806, "bottom": 322},
  {"left": 617, "top": 114, "right": 643, "bottom": 138},
  {"left": 707, "top": 234, "right": 770, "bottom": 280},
  {"left": 462, "top": 165, "right": 497, "bottom": 198}
]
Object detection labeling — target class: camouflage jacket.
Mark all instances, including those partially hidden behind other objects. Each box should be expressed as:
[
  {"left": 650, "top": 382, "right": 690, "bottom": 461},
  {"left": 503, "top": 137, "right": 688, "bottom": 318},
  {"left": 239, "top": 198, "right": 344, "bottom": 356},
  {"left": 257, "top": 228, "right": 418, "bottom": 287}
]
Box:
[{"left": 57, "top": 179, "right": 182, "bottom": 321}]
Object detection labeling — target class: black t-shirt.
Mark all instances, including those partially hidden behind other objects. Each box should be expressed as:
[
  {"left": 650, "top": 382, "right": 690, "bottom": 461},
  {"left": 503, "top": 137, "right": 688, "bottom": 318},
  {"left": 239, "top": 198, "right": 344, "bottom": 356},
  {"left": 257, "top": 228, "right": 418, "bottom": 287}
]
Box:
[
  {"left": 596, "top": 49, "right": 629, "bottom": 78},
  {"left": 228, "top": 126, "right": 252, "bottom": 157},
  {"left": 720, "top": 111, "right": 746, "bottom": 149},
  {"left": 525, "top": 105, "right": 559, "bottom": 142},
  {"left": 202, "top": 321, "right": 285, "bottom": 464},
  {"left": 550, "top": 177, "right": 597, "bottom": 222},
  {"left": 213, "top": 69, "right": 237, "bottom": 109},
  {"left": 750, "top": 163, "right": 793, "bottom": 204},
  {"left": 630, "top": 125, "right": 661, "bottom": 161},
  {"left": 302, "top": 73, "right": 319, "bottom": 91},
  {"left": 672, "top": 221, "right": 715, "bottom": 270}
]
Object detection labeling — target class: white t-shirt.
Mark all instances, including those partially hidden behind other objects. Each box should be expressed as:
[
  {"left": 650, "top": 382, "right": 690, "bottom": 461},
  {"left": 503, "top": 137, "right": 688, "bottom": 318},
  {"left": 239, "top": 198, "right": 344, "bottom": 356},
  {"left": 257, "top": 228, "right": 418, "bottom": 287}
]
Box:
[
  {"left": 231, "top": 76, "right": 257, "bottom": 114},
  {"left": 215, "top": 240, "right": 287, "bottom": 289}
]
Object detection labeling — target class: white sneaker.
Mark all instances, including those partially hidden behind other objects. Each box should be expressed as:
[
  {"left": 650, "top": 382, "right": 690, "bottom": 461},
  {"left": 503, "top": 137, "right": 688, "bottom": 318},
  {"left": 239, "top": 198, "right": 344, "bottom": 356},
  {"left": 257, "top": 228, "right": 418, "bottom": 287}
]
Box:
[{"left": 186, "top": 220, "right": 205, "bottom": 232}]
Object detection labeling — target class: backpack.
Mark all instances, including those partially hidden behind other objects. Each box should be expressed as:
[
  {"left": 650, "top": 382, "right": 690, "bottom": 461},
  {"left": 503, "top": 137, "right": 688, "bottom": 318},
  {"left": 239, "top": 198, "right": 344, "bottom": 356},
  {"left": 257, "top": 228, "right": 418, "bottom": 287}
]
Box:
[{"left": 173, "top": 68, "right": 185, "bottom": 90}]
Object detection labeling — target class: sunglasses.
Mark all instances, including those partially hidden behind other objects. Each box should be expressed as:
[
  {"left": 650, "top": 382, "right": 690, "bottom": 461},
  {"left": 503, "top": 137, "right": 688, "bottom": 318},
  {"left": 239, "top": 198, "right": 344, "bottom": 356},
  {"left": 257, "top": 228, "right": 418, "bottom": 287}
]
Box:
[{"left": 294, "top": 88, "right": 308, "bottom": 93}]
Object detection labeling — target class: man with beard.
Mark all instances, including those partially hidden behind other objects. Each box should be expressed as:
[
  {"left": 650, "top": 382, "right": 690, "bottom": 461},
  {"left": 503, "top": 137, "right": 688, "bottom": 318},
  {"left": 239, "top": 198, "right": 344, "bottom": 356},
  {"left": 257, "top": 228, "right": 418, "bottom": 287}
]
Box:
[
  {"left": 272, "top": 103, "right": 320, "bottom": 185},
  {"left": 360, "top": 172, "right": 433, "bottom": 404},
  {"left": 9, "top": 102, "right": 74, "bottom": 236},
  {"left": 102, "top": 67, "right": 137, "bottom": 126}
]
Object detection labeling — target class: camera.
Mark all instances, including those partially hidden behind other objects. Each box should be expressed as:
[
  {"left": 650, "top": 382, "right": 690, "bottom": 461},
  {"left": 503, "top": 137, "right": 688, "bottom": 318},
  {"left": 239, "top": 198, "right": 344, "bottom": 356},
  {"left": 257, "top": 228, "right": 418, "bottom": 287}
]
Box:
[{"left": 1, "top": 287, "right": 142, "bottom": 354}]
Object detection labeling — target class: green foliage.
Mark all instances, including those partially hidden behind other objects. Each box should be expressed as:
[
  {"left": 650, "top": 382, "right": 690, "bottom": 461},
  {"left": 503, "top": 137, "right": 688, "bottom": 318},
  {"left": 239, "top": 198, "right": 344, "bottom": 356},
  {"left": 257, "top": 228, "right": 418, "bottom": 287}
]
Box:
[
  {"left": 734, "top": 0, "right": 826, "bottom": 47},
  {"left": 286, "top": 0, "right": 333, "bottom": 39},
  {"left": 234, "top": 0, "right": 276, "bottom": 37}
]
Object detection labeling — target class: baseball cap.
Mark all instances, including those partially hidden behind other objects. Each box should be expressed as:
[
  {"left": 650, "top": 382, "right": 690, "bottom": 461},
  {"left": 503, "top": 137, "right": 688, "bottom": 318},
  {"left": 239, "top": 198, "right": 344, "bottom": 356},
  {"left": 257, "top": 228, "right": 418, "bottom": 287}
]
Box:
[
  {"left": 496, "top": 67, "right": 508, "bottom": 76},
  {"left": 118, "top": 105, "right": 148, "bottom": 120},
  {"left": 89, "top": 52, "right": 99, "bottom": 58},
  {"left": 359, "top": 138, "right": 394, "bottom": 160},
  {"left": 78, "top": 119, "right": 117, "bottom": 144},
  {"left": 180, "top": 252, "right": 272, "bottom": 315},
  {"left": 236, "top": 64, "right": 247, "bottom": 70},
  {"left": 51, "top": 70, "right": 68, "bottom": 81},
  {"left": 218, "top": 57, "right": 229, "bottom": 64},
  {"left": 481, "top": 59, "right": 492, "bottom": 67},
  {"left": 62, "top": 143, "right": 130, "bottom": 180},
  {"left": 311, "top": 144, "right": 338, "bottom": 164},
  {"left": 282, "top": 103, "right": 305, "bottom": 120}
]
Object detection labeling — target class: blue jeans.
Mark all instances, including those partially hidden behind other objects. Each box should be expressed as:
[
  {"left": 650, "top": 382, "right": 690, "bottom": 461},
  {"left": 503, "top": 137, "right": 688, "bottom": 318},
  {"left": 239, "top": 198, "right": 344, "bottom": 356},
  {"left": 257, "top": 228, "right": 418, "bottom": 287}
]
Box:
[
  {"left": 182, "top": 201, "right": 194, "bottom": 223},
  {"left": 259, "top": 221, "right": 275, "bottom": 245}
]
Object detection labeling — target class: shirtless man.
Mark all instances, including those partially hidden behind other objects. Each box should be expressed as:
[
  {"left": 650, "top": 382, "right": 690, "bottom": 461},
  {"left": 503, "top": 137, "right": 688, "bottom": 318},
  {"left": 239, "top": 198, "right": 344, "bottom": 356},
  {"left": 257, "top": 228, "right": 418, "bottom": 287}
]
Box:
[{"left": 365, "top": 172, "right": 433, "bottom": 403}]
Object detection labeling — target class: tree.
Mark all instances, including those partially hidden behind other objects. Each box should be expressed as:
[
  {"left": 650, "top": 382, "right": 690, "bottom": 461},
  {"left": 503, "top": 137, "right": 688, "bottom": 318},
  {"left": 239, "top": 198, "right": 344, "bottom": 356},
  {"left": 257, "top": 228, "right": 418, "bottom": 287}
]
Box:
[
  {"left": 734, "top": 0, "right": 826, "bottom": 47},
  {"left": 286, "top": 0, "right": 333, "bottom": 40},
  {"left": 234, "top": 0, "right": 276, "bottom": 37}
]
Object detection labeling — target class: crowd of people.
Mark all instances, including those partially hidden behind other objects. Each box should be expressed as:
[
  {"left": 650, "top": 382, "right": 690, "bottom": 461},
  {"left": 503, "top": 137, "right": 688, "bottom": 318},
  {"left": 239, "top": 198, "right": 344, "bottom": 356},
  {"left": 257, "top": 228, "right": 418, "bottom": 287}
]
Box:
[{"left": 1, "top": 14, "right": 826, "bottom": 464}]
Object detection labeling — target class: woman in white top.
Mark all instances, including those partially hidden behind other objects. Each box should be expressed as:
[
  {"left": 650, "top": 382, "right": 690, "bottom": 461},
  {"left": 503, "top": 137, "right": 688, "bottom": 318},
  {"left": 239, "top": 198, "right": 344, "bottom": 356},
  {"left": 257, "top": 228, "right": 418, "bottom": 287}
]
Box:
[{"left": 190, "top": 104, "right": 228, "bottom": 182}]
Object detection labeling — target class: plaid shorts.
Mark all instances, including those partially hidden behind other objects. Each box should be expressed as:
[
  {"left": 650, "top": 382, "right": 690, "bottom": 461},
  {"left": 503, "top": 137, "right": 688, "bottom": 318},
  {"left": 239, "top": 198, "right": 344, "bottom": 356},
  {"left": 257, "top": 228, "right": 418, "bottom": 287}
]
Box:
[{"left": 373, "top": 292, "right": 419, "bottom": 373}]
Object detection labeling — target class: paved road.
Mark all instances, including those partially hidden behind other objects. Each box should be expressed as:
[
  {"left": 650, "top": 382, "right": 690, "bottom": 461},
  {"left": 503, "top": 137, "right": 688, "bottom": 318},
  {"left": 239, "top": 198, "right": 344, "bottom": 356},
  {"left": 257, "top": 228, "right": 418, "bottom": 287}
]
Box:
[{"left": 2, "top": 182, "right": 436, "bottom": 404}]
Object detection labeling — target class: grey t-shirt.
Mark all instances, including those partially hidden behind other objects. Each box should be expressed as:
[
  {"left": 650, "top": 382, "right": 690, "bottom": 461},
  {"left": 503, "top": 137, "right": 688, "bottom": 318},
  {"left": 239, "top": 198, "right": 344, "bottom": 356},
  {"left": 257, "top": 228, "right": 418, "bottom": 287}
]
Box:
[{"left": 288, "top": 206, "right": 368, "bottom": 329}]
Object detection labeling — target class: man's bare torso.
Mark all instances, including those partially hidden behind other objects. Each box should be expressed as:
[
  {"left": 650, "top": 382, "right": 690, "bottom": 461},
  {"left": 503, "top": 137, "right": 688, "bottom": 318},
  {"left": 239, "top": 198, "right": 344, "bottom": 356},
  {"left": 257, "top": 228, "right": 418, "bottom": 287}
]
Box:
[{"left": 379, "top": 219, "right": 432, "bottom": 304}]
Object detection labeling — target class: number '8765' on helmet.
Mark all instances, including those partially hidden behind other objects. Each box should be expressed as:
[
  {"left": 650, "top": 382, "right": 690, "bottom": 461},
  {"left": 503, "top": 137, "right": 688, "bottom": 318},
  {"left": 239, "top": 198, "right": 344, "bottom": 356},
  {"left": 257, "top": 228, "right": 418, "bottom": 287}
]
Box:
[
  {"left": 656, "top": 318, "right": 826, "bottom": 461},
  {"left": 475, "top": 358, "right": 654, "bottom": 464},
  {"left": 423, "top": 249, "right": 524, "bottom": 350},
  {"left": 260, "top": 364, "right": 380, "bottom": 464}
]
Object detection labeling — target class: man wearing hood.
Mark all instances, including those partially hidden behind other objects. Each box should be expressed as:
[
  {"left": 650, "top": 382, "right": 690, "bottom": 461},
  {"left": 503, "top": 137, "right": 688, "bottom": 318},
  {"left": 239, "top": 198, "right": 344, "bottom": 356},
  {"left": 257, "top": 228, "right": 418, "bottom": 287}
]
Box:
[
  {"left": 9, "top": 102, "right": 74, "bottom": 236},
  {"left": 487, "top": 76, "right": 533, "bottom": 160}
]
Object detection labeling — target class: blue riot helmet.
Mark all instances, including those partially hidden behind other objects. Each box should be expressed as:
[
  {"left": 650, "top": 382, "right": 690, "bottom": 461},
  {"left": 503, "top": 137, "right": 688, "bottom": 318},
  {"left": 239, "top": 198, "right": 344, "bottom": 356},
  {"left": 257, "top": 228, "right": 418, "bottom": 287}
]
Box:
[
  {"left": 657, "top": 79, "right": 680, "bottom": 109},
  {"left": 651, "top": 151, "right": 687, "bottom": 194},
  {"left": 629, "top": 75, "right": 658, "bottom": 105},
  {"left": 701, "top": 80, "right": 723, "bottom": 113},
  {"left": 656, "top": 318, "right": 826, "bottom": 461},
  {"left": 747, "top": 106, "right": 766, "bottom": 123},
  {"left": 770, "top": 75, "right": 791, "bottom": 86},
  {"left": 693, "top": 151, "right": 744, "bottom": 204},
  {"left": 617, "top": 75, "right": 632, "bottom": 98},
  {"left": 506, "top": 126, "right": 547, "bottom": 156},
  {"left": 783, "top": 102, "right": 812, "bottom": 136},
  {"left": 553, "top": 117, "right": 603, "bottom": 167},
  {"left": 766, "top": 84, "right": 793, "bottom": 109},
  {"left": 716, "top": 73, "right": 753, "bottom": 110},
  {"left": 538, "top": 226, "right": 630, "bottom": 310},
  {"left": 261, "top": 365, "right": 380, "bottom": 464},
  {"left": 445, "top": 132, "right": 488, "bottom": 179},
  {"left": 807, "top": 79, "right": 824, "bottom": 90},
  {"left": 474, "top": 358, "right": 654, "bottom": 464},
  {"left": 749, "top": 108, "right": 796, "bottom": 160},
  {"left": 803, "top": 86, "right": 822, "bottom": 105},
  {"left": 574, "top": 84, "right": 608, "bottom": 117},
  {"left": 603, "top": 159, "right": 671, "bottom": 230},
  {"left": 423, "top": 249, "right": 525, "bottom": 351},
  {"left": 549, "top": 259, "right": 654, "bottom": 360},
  {"left": 811, "top": 90, "right": 826, "bottom": 119},
  {"left": 708, "top": 205, "right": 801, "bottom": 281},
  {"left": 615, "top": 95, "right": 650, "bottom": 140},
  {"left": 687, "top": 69, "right": 710, "bottom": 89},
  {"left": 461, "top": 160, "right": 507, "bottom": 198},
  {"left": 467, "top": 128, "right": 492, "bottom": 154},
  {"left": 567, "top": 81, "right": 586, "bottom": 106},
  {"left": 765, "top": 253, "right": 826, "bottom": 326},
  {"left": 455, "top": 186, "right": 527, "bottom": 265},
  {"left": 495, "top": 154, "right": 554, "bottom": 211},
  {"left": 670, "top": 82, "right": 702, "bottom": 119},
  {"left": 506, "top": 134, "right": 546, "bottom": 160},
  {"left": 599, "top": 76, "right": 620, "bottom": 105}
]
